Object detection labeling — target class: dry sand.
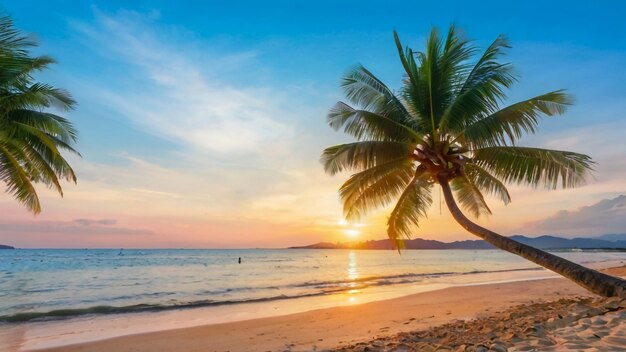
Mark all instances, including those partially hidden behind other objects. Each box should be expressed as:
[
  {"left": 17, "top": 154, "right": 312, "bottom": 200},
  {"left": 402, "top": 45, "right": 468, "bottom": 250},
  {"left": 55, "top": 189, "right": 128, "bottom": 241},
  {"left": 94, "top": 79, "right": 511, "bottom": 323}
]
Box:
[{"left": 30, "top": 266, "right": 626, "bottom": 352}]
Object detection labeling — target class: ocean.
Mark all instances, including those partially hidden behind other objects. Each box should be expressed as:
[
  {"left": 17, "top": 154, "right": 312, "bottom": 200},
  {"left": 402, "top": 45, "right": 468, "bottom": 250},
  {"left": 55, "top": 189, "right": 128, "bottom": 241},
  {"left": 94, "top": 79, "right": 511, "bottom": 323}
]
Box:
[{"left": 2, "top": 248, "right": 625, "bottom": 325}]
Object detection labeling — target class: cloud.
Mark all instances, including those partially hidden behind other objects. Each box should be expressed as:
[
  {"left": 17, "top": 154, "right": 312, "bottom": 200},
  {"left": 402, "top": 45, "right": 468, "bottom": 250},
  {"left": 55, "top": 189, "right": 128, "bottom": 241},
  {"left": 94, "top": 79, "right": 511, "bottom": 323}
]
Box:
[
  {"left": 70, "top": 9, "right": 293, "bottom": 154},
  {"left": 73, "top": 218, "right": 117, "bottom": 226},
  {"left": 523, "top": 195, "right": 626, "bottom": 236},
  {"left": 0, "top": 220, "right": 153, "bottom": 236}
]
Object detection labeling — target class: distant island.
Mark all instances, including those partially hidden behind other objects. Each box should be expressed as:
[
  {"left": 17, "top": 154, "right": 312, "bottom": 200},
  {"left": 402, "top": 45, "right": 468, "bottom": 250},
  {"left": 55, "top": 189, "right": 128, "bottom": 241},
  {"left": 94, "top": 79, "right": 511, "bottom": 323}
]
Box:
[
  {"left": 0, "top": 244, "right": 15, "bottom": 249},
  {"left": 289, "top": 235, "right": 626, "bottom": 250}
]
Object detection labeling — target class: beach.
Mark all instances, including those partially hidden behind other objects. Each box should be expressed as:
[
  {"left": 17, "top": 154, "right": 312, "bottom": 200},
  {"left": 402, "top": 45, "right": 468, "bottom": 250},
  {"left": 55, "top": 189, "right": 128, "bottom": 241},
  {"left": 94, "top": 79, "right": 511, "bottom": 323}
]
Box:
[
  {"left": 3, "top": 2, "right": 626, "bottom": 352},
  {"left": 12, "top": 266, "right": 623, "bottom": 352}
]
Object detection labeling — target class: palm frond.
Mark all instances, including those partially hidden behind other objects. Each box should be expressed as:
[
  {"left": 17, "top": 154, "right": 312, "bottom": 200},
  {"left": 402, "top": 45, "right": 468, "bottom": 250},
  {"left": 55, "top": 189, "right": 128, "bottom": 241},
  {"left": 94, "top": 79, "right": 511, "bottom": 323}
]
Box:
[
  {"left": 440, "top": 35, "right": 515, "bottom": 131},
  {"left": 461, "top": 91, "right": 573, "bottom": 148},
  {"left": 4, "top": 109, "right": 78, "bottom": 143},
  {"left": 450, "top": 174, "right": 492, "bottom": 218},
  {"left": 0, "top": 16, "right": 79, "bottom": 214},
  {"left": 2, "top": 121, "right": 77, "bottom": 191},
  {"left": 14, "top": 141, "right": 64, "bottom": 195},
  {"left": 0, "top": 56, "right": 57, "bottom": 89},
  {"left": 340, "top": 157, "right": 415, "bottom": 220},
  {"left": 0, "top": 83, "right": 76, "bottom": 111},
  {"left": 328, "top": 101, "right": 422, "bottom": 142},
  {"left": 10, "top": 129, "right": 77, "bottom": 182},
  {"left": 440, "top": 25, "right": 475, "bottom": 73},
  {"left": 394, "top": 31, "right": 431, "bottom": 129},
  {"left": 465, "top": 163, "right": 511, "bottom": 205},
  {"left": 393, "top": 30, "right": 412, "bottom": 79},
  {"left": 0, "top": 16, "right": 35, "bottom": 53},
  {"left": 422, "top": 25, "right": 475, "bottom": 133},
  {"left": 0, "top": 142, "right": 41, "bottom": 213},
  {"left": 321, "top": 141, "right": 413, "bottom": 175},
  {"left": 387, "top": 166, "right": 433, "bottom": 249},
  {"left": 473, "top": 146, "right": 594, "bottom": 189},
  {"left": 340, "top": 65, "right": 417, "bottom": 129}
]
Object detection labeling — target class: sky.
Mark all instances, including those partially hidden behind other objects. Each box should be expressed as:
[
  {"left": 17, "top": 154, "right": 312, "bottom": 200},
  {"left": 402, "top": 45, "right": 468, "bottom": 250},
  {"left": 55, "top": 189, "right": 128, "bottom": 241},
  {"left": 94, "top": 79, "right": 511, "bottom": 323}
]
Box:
[{"left": 1, "top": 1, "right": 625, "bottom": 248}]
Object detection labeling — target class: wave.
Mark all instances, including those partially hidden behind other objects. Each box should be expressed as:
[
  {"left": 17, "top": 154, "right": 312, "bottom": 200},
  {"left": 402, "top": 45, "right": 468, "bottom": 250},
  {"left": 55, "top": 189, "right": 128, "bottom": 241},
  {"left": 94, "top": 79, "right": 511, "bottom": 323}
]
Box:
[
  {"left": 291, "top": 267, "right": 542, "bottom": 288},
  {"left": 0, "top": 292, "right": 339, "bottom": 323},
  {"left": 0, "top": 266, "right": 543, "bottom": 324}
]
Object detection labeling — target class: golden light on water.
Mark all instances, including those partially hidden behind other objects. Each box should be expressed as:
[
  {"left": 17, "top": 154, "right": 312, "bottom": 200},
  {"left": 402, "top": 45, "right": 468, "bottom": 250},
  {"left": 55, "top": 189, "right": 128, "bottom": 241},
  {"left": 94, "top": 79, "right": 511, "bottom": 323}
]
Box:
[
  {"left": 347, "top": 251, "right": 358, "bottom": 280},
  {"left": 346, "top": 251, "right": 360, "bottom": 304}
]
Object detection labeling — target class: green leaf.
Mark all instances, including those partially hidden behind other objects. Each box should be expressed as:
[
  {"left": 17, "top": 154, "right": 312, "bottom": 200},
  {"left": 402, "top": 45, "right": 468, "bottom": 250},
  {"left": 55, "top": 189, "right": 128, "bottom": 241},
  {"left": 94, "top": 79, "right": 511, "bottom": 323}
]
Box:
[
  {"left": 5, "top": 109, "right": 78, "bottom": 143},
  {"left": 0, "top": 142, "right": 41, "bottom": 213},
  {"left": 461, "top": 91, "right": 573, "bottom": 148},
  {"left": 340, "top": 157, "right": 415, "bottom": 220},
  {"left": 387, "top": 167, "right": 433, "bottom": 249},
  {"left": 0, "top": 83, "right": 76, "bottom": 112},
  {"left": 340, "top": 65, "right": 415, "bottom": 129},
  {"left": 321, "top": 141, "right": 413, "bottom": 175},
  {"left": 440, "top": 35, "right": 515, "bottom": 132},
  {"left": 473, "top": 146, "right": 594, "bottom": 189},
  {"left": 328, "top": 101, "right": 422, "bottom": 142},
  {"left": 15, "top": 141, "right": 64, "bottom": 195},
  {"left": 451, "top": 174, "right": 492, "bottom": 218},
  {"left": 465, "top": 163, "right": 511, "bottom": 205}
]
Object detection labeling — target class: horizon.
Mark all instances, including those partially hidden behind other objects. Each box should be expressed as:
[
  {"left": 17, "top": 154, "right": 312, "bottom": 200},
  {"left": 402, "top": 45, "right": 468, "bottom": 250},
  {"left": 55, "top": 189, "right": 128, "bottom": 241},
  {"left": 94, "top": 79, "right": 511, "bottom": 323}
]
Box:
[
  {"left": 3, "top": 231, "right": 626, "bottom": 250},
  {"left": 1, "top": 1, "right": 626, "bottom": 248}
]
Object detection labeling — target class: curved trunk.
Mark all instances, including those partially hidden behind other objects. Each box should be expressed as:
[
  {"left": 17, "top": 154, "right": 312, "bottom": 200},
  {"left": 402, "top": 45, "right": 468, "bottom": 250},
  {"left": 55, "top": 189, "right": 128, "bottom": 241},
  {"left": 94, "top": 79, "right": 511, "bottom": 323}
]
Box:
[{"left": 437, "top": 174, "right": 626, "bottom": 298}]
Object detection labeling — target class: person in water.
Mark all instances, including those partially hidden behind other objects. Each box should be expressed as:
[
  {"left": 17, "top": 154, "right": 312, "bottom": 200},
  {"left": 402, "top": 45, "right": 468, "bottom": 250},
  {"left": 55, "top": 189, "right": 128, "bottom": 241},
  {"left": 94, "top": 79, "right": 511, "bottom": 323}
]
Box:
[{"left": 238, "top": 257, "right": 241, "bottom": 264}]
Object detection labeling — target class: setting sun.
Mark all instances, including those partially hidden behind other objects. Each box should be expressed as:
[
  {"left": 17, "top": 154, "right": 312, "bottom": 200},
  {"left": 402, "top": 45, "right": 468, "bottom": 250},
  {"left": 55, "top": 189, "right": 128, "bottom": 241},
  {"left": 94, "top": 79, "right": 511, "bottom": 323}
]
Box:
[
  {"left": 338, "top": 219, "right": 363, "bottom": 238},
  {"left": 344, "top": 229, "right": 360, "bottom": 238}
]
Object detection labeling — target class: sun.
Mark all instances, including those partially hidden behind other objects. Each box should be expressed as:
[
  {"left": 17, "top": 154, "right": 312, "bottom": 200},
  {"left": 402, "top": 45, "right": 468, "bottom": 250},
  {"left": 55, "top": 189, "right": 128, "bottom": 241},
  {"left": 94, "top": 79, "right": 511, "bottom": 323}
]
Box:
[
  {"left": 338, "top": 219, "right": 363, "bottom": 239},
  {"left": 344, "top": 228, "right": 360, "bottom": 238}
]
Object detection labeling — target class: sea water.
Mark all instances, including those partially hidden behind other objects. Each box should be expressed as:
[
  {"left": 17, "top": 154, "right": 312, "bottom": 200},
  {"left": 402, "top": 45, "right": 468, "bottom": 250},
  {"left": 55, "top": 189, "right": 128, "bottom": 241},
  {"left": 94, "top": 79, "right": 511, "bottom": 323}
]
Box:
[{"left": 2, "top": 248, "right": 625, "bottom": 323}]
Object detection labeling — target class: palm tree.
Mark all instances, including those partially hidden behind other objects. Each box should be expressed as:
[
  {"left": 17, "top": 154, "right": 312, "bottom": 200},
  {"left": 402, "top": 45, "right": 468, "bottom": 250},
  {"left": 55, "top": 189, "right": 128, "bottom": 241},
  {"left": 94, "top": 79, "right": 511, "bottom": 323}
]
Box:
[
  {"left": 321, "top": 25, "right": 626, "bottom": 298},
  {"left": 0, "top": 16, "right": 79, "bottom": 214}
]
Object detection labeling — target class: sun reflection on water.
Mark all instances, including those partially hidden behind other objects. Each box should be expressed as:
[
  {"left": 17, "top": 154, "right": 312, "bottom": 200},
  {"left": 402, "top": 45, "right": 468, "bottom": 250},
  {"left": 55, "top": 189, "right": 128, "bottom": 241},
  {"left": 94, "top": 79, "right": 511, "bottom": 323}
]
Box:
[
  {"left": 346, "top": 250, "right": 360, "bottom": 304},
  {"left": 347, "top": 251, "right": 358, "bottom": 280}
]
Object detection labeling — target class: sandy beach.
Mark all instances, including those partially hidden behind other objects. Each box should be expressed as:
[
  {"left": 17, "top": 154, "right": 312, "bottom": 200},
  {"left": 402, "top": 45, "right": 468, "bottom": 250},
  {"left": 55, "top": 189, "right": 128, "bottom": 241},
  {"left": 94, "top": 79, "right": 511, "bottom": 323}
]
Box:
[
  {"left": 3, "top": 3, "right": 626, "bottom": 352},
  {"left": 23, "top": 266, "right": 624, "bottom": 352}
]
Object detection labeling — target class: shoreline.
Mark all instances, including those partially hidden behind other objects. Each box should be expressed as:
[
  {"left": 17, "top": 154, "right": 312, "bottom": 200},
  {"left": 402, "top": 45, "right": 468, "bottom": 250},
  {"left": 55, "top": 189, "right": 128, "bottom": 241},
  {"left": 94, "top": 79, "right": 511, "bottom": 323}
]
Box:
[
  {"left": 8, "top": 265, "right": 623, "bottom": 352},
  {"left": 2, "top": 266, "right": 569, "bottom": 351},
  {"left": 0, "top": 266, "right": 553, "bottom": 324}
]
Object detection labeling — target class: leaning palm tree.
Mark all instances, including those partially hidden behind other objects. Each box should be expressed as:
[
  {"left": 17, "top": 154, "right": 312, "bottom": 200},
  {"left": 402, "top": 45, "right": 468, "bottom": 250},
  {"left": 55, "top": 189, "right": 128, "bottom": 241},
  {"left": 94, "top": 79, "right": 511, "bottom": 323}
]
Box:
[
  {"left": 0, "top": 16, "right": 79, "bottom": 214},
  {"left": 321, "top": 25, "right": 626, "bottom": 298}
]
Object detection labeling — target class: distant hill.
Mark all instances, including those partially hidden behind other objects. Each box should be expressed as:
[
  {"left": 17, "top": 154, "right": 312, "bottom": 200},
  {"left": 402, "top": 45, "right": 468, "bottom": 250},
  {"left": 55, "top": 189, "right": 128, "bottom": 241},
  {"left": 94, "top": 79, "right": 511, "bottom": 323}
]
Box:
[
  {"left": 511, "top": 235, "right": 626, "bottom": 249},
  {"left": 594, "top": 234, "right": 626, "bottom": 242},
  {"left": 290, "top": 235, "right": 626, "bottom": 250},
  {"left": 290, "top": 238, "right": 492, "bottom": 250},
  {"left": 0, "top": 244, "right": 15, "bottom": 249}
]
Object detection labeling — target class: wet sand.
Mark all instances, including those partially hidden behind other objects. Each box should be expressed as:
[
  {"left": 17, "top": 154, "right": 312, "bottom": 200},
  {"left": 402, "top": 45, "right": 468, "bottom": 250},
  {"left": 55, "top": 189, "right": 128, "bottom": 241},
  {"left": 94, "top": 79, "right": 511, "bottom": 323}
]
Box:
[{"left": 27, "top": 266, "right": 625, "bottom": 352}]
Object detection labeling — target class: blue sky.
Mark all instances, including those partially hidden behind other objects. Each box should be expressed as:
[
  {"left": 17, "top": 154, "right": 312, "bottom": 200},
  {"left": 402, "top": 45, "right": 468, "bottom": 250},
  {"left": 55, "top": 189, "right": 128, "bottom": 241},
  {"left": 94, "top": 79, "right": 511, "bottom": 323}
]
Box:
[{"left": 1, "top": 1, "right": 625, "bottom": 248}]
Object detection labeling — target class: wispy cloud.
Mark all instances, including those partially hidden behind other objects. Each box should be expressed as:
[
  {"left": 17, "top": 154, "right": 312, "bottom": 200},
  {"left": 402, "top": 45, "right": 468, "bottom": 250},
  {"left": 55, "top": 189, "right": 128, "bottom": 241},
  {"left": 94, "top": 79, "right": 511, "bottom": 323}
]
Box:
[
  {"left": 71, "top": 9, "right": 293, "bottom": 154},
  {"left": 73, "top": 218, "right": 117, "bottom": 226},
  {"left": 0, "top": 220, "right": 153, "bottom": 236},
  {"left": 52, "top": 9, "right": 348, "bottom": 240}
]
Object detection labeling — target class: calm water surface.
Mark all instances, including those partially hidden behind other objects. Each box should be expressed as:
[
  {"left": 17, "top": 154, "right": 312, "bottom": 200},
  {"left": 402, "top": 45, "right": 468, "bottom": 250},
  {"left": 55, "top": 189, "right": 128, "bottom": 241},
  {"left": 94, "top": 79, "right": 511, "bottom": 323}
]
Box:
[{"left": 1, "top": 248, "right": 625, "bottom": 323}]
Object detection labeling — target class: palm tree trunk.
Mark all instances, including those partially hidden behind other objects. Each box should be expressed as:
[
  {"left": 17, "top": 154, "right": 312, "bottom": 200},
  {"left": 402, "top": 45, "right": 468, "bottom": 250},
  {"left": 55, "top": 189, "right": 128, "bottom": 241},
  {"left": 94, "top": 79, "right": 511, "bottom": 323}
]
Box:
[{"left": 437, "top": 174, "right": 626, "bottom": 298}]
